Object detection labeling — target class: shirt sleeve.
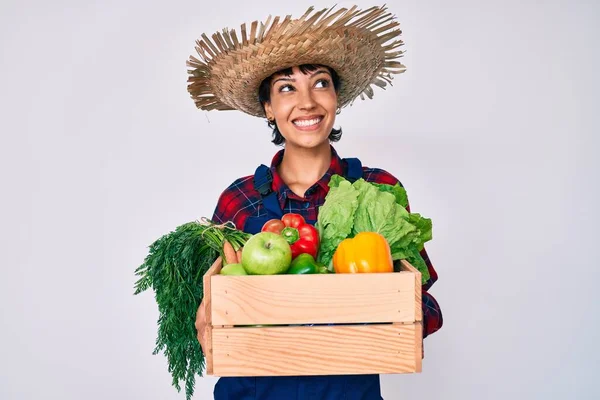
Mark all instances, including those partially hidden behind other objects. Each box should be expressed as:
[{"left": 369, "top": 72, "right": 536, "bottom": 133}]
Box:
[
  {"left": 211, "top": 176, "right": 254, "bottom": 231},
  {"left": 419, "top": 247, "right": 443, "bottom": 338}
]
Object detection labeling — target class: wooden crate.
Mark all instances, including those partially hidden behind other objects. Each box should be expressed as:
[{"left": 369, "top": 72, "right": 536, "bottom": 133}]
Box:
[{"left": 202, "top": 257, "right": 422, "bottom": 377}]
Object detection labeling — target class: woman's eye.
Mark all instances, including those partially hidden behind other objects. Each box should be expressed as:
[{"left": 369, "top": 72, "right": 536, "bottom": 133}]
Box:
[
  {"left": 279, "top": 84, "right": 294, "bottom": 93},
  {"left": 315, "top": 79, "right": 330, "bottom": 88}
]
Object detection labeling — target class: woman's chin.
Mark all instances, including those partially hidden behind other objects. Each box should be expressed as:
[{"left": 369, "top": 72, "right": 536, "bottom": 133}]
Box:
[
  {"left": 285, "top": 130, "right": 331, "bottom": 147},
  {"left": 288, "top": 138, "right": 330, "bottom": 150}
]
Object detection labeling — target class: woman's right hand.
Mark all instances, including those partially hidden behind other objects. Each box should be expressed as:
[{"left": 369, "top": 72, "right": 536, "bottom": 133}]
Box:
[{"left": 195, "top": 298, "right": 208, "bottom": 353}]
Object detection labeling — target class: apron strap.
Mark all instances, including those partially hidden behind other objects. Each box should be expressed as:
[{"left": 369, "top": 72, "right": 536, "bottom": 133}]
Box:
[
  {"left": 253, "top": 164, "right": 284, "bottom": 218},
  {"left": 344, "top": 157, "right": 363, "bottom": 182},
  {"left": 253, "top": 157, "right": 363, "bottom": 219}
]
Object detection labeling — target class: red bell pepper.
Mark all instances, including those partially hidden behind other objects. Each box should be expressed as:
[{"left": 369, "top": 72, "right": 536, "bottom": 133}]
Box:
[{"left": 261, "top": 213, "right": 320, "bottom": 259}]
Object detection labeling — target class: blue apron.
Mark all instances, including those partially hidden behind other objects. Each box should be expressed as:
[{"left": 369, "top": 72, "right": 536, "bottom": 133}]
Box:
[{"left": 214, "top": 157, "right": 384, "bottom": 400}]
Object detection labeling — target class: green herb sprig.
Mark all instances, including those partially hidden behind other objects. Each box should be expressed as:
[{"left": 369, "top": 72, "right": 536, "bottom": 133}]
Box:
[{"left": 134, "top": 219, "right": 251, "bottom": 400}]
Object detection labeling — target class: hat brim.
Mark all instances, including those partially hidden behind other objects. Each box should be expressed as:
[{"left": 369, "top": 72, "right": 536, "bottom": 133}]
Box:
[{"left": 187, "top": 5, "right": 406, "bottom": 118}]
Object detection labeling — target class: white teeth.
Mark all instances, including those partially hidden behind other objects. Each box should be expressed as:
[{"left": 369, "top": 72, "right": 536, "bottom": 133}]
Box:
[{"left": 293, "top": 117, "right": 322, "bottom": 127}]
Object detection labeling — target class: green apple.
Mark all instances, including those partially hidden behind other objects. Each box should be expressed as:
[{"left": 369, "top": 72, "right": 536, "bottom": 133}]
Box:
[
  {"left": 220, "top": 263, "right": 248, "bottom": 276},
  {"left": 241, "top": 232, "right": 292, "bottom": 275}
]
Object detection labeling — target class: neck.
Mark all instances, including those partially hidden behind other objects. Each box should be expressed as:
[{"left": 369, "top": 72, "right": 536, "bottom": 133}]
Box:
[{"left": 278, "top": 142, "right": 332, "bottom": 191}]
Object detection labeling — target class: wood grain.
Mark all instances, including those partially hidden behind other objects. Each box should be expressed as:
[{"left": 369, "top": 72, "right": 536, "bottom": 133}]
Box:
[
  {"left": 202, "top": 256, "right": 223, "bottom": 375},
  {"left": 399, "top": 259, "right": 422, "bottom": 322},
  {"left": 210, "top": 272, "right": 417, "bottom": 326},
  {"left": 414, "top": 321, "right": 423, "bottom": 370},
  {"left": 211, "top": 323, "right": 420, "bottom": 376}
]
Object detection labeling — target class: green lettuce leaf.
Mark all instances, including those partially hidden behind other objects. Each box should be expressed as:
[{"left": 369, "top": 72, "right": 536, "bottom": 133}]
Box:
[
  {"left": 407, "top": 213, "right": 433, "bottom": 250},
  {"left": 351, "top": 180, "right": 416, "bottom": 249},
  {"left": 315, "top": 179, "right": 359, "bottom": 268},
  {"left": 372, "top": 182, "right": 409, "bottom": 208},
  {"left": 404, "top": 245, "right": 431, "bottom": 283},
  {"left": 328, "top": 174, "right": 347, "bottom": 189}
]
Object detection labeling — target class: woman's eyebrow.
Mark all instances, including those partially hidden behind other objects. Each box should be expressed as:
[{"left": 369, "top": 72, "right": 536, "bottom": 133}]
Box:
[
  {"left": 273, "top": 76, "right": 294, "bottom": 84},
  {"left": 273, "top": 69, "right": 330, "bottom": 85},
  {"left": 310, "top": 69, "right": 330, "bottom": 78}
]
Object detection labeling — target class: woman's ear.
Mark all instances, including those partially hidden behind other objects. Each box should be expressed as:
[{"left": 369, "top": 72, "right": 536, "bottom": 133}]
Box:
[{"left": 264, "top": 102, "right": 274, "bottom": 121}]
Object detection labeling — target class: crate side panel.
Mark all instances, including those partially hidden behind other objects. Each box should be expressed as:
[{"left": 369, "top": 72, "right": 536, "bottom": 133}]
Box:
[
  {"left": 211, "top": 323, "right": 418, "bottom": 376},
  {"left": 210, "top": 272, "right": 416, "bottom": 326}
]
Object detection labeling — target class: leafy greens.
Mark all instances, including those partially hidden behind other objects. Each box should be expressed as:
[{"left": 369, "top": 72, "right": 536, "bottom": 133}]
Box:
[
  {"left": 316, "top": 175, "right": 432, "bottom": 283},
  {"left": 134, "top": 220, "right": 250, "bottom": 400}
]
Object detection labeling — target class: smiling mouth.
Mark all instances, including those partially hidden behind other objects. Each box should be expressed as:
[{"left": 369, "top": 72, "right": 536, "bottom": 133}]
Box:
[{"left": 292, "top": 116, "right": 323, "bottom": 127}]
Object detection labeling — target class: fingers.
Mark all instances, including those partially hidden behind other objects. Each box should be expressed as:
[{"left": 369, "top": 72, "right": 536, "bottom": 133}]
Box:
[
  {"left": 197, "top": 330, "right": 206, "bottom": 353},
  {"left": 195, "top": 299, "right": 208, "bottom": 353},
  {"left": 195, "top": 299, "right": 206, "bottom": 331},
  {"left": 197, "top": 326, "right": 207, "bottom": 354}
]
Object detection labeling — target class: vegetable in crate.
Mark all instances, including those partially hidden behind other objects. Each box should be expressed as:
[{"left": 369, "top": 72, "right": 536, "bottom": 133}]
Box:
[
  {"left": 287, "top": 253, "right": 328, "bottom": 274},
  {"left": 333, "top": 231, "right": 394, "bottom": 273},
  {"left": 262, "top": 213, "right": 319, "bottom": 259},
  {"left": 133, "top": 219, "right": 251, "bottom": 400},
  {"left": 316, "top": 175, "right": 433, "bottom": 283}
]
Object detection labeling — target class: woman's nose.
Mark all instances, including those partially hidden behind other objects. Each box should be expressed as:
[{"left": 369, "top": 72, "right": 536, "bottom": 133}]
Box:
[{"left": 298, "top": 89, "right": 317, "bottom": 110}]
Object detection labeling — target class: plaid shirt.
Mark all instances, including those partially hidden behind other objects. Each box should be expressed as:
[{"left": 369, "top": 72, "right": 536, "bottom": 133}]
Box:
[{"left": 212, "top": 146, "right": 443, "bottom": 339}]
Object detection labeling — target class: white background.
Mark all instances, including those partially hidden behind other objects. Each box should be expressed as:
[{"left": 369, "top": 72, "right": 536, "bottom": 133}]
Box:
[{"left": 1, "top": 0, "right": 598, "bottom": 399}]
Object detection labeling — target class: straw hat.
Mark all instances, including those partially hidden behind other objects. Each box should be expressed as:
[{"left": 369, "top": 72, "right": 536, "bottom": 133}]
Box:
[{"left": 186, "top": 4, "right": 406, "bottom": 118}]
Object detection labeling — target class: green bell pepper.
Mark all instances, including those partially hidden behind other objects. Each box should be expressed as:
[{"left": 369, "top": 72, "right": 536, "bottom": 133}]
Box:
[{"left": 287, "top": 253, "right": 329, "bottom": 274}]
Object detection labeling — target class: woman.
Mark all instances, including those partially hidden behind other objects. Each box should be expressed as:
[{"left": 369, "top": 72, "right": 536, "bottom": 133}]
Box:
[{"left": 190, "top": 5, "right": 443, "bottom": 399}]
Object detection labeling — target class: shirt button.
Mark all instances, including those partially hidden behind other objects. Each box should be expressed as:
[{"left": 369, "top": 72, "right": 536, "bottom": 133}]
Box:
[{"left": 303, "top": 202, "right": 310, "bottom": 209}]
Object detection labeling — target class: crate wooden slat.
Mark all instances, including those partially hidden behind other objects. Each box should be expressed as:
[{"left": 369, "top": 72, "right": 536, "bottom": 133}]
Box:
[
  {"left": 212, "top": 323, "right": 421, "bottom": 376},
  {"left": 401, "top": 260, "right": 423, "bottom": 323},
  {"left": 204, "top": 257, "right": 423, "bottom": 377},
  {"left": 202, "top": 257, "right": 221, "bottom": 375},
  {"left": 210, "top": 270, "right": 419, "bottom": 326}
]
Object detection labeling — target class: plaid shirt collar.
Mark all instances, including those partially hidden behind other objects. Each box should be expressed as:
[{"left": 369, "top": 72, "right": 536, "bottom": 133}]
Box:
[{"left": 269, "top": 145, "right": 345, "bottom": 208}]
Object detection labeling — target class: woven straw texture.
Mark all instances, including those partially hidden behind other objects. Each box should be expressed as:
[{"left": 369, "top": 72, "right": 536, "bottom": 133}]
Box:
[{"left": 186, "top": 4, "right": 406, "bottom": 117}]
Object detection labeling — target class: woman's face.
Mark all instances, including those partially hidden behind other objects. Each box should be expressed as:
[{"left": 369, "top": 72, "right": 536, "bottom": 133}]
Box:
[{"left": 264, "top": 66, "right": 338, "bottom": 150}]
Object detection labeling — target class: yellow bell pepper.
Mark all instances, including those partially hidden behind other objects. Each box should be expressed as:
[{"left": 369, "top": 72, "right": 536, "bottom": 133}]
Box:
[{"left": 332, "top": 232, "right": 394, "bottom": 273}]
